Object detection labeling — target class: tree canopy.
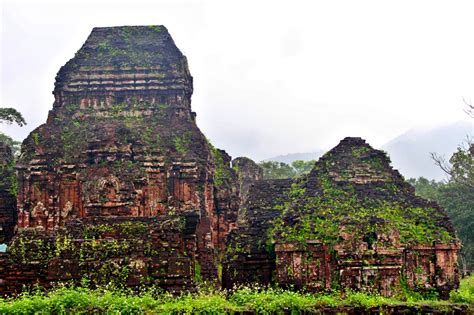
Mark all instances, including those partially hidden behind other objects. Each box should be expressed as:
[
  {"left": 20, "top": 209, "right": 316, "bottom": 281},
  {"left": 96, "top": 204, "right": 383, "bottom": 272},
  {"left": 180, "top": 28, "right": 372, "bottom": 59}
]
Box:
[
  {"left": 0, "top": 108, "right": 26, "bottom": 127},
  {"left": 0, "top": 107, "right": 26, "bottom": 156},
  {"left": 258, "top": 160, "right": 316, "bottom": 179}
]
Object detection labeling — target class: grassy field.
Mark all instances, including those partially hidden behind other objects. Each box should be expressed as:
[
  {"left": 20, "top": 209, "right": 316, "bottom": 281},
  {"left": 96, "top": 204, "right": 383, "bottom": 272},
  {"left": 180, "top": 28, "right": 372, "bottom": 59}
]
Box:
[{"left": 0, "top": 276, "right": 472, "bottom": 314}]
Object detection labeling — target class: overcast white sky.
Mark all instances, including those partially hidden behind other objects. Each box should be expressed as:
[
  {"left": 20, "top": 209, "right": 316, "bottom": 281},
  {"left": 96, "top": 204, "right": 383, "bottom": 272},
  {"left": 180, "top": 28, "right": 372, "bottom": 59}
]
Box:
[{"left": 1, "top": 0, "right": 473, "bottom": 161}]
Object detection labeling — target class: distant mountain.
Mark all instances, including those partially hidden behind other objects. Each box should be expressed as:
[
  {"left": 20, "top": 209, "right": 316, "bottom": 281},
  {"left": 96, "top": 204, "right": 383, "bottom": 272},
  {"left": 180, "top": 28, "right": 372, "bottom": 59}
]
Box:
[
  {"left": 381, "top": 121, "right": 473, "bottom": 181},
  {"left": 264, "top": 150, "right": 324, "bottom": 164}
]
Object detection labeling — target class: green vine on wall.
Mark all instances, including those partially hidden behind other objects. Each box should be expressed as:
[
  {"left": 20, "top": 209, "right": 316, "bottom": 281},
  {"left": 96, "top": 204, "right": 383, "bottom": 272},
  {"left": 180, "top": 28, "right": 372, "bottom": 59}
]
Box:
[
  {"left": 206, "top": 140, "right": 232, "bottom": 188},
  {"left": 267, "top": 169, "right": 455, "bottom": 249}
]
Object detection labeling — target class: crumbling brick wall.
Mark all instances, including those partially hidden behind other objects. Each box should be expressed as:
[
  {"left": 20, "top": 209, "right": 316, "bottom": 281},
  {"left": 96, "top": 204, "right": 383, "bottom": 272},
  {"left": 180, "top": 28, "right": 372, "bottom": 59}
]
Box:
[
  {"left": 275, "top": 241, "right": 460, "bottom": 298},
  {"left": 223, "top": 179, "right": 292, "bottom": 288},
  {"left": 0, "top": 216, "right": 196, "bottom": 295}
]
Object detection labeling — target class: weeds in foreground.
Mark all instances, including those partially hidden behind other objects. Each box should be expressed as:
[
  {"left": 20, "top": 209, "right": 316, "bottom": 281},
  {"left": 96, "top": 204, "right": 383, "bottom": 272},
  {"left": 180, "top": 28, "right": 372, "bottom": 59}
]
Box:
[
  {"left": 0, "top": 276, "right": 472, "bottom": 314},
  {"left": 450, "top": 274, "right": 474, "bottom": 304}
]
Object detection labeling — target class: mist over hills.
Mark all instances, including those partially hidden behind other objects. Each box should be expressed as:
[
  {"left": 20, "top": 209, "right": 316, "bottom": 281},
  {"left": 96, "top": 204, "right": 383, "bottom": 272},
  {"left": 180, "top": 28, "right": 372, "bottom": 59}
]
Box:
[
  {"left": 381, "top": 121, "right": 472, "bottom": 181},
  {"left": 265, "top": 121, "right": 473, "bottom": 180}
]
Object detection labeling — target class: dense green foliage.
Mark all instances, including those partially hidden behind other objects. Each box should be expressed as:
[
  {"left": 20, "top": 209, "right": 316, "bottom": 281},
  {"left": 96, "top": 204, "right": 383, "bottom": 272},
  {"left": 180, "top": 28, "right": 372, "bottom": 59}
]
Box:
[
  {"left": 0, "top": 132, "right": 21, "bottom": 157},
  {"left": 0, "top": 132, "right": 19, "bottom": 197},
  {"left": 0, "top": 276, "right": 472, "bottom": 314},
  {"left": 0, "top": 107, "right": 24, "bottom": 200},
  {"left": 407, "top": 177, "right": 444, "bottom": 201},
  {"left": 259, "top": 160, "right": 316, "bottom": 179},
  {"left": 0, "top": 107, "right": 26, "bottom": 127},
  {"left": 448, "top": 142, "right": 474, "bottom": 189},
  {"left": 408, "top": 132, "right": 473, "bottom": 272},
  {"left": 0, "top": 107, "right": 25, "bottom": 158}
]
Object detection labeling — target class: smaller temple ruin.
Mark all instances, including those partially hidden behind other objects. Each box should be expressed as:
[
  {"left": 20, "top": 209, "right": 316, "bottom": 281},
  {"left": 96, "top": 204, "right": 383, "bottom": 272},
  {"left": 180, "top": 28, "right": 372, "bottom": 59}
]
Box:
[{"left": 224, "top": 137, "right": 460, "bottom": 298}]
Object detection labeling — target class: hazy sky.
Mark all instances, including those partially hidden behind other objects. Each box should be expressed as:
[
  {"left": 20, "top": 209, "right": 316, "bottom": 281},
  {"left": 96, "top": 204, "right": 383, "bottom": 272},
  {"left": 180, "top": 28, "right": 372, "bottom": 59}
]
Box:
[{"left": 1, "top": 0, "right": 473, "bottom": 161}]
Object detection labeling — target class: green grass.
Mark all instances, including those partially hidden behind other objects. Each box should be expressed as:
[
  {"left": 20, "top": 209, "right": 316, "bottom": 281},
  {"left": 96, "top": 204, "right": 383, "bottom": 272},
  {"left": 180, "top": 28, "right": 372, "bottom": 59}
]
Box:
[
  {"left": 450, "top": 274, "right": 474, "bottom": 304},
  {"left": 1, "top": 277, "right": 473, "bottom": 314}
]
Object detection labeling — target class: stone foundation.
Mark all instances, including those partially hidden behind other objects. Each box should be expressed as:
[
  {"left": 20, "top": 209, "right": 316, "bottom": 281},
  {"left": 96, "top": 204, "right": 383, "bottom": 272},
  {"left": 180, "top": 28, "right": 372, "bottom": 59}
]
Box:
[{"left": 275, "top": 241, "right": 460, "bottom": 298}]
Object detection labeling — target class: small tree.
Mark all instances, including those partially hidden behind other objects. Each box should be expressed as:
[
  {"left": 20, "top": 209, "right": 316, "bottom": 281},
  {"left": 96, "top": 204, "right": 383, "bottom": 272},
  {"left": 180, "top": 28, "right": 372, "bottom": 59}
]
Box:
[{"left": 0, "top": 107, "right": 26, "bottom": 157}]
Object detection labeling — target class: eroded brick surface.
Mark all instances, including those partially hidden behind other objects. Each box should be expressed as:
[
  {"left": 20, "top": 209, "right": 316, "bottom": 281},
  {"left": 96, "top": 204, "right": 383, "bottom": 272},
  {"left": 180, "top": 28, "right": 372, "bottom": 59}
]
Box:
[{"left": 0, "top": 28, "right": 461, "bottom": 299}]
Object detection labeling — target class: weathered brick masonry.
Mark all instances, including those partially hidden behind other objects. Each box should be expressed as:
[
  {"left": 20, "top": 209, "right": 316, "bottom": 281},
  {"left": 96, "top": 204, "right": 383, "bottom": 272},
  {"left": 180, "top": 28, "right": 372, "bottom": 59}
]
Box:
[{"left": 0, "top": 26, "right": 461, "bottom": 298}]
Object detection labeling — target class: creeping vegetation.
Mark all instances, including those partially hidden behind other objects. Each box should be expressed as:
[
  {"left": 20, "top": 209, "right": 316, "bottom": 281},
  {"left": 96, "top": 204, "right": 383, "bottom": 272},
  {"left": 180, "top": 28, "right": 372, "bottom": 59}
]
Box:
[
  {"left": 208, "top": 141, "right": 233, "bottom": 188},
  {"left": 268, "top": 176, "right": 454, "bottom": 247},
  {"left": 266, "top": 139, "right": 456, "bottom": 248},
  {"left": 173, "top": 132, "right": 192, "bottom": 155}
]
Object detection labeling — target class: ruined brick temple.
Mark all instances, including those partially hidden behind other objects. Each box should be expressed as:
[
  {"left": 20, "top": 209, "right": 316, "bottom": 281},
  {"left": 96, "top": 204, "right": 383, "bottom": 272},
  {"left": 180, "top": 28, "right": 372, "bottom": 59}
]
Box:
[{"left": 0, "top": 26, "right": 461, "bottom": 298}]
